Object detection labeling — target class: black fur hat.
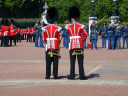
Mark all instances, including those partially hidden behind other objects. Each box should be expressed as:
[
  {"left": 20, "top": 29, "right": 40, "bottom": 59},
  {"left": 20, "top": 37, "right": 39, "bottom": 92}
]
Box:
[
  {"left": 10, "top": 18, "right": 14, "bottom": 24},
  {"left": 46, "top": 7, "right": 59, "bottom": 24},
  {"left": 68, "top": 6, "right": 80, "bottom": 20},
  {"left": 4, "top": 19, "right": 9, "bottom": 26},
  {"left": 2, "top": 19, "right": 5, "bottom": 25}
]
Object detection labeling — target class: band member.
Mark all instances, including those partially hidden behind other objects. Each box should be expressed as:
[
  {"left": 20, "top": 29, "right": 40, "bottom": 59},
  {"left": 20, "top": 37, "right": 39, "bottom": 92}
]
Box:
[
  {"left": 99, "top": 23, "right": 107, "bottom": 48},
  {"left": 122, "top": 24, "right": 128, "bottom": 49},
  {"left": 9, "top": 19, "right": 16, "bottom": 46},
  {"left": 65, "top": 6, "right": 88, "bottom": 80},
  {"left": 42, "top": 7, "right": 62, "bottom": 79},
  {"left": 90, "top": 22, "right": 99, "bottom": 49},
  {"left": 1, "top": 19, "right": 10, "bottom": 47},
  {"left": 114, "top": 20, "right": 123, "bottom": 49},
  {"left": 106, "top": 19, "right": 115, "bottom": 50}
]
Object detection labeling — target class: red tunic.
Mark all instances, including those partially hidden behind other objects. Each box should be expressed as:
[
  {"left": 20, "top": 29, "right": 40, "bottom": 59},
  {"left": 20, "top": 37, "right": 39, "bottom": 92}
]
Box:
[
  {"left": 16, "top": 28, "right": 21, "bottom": 35},
  {"left": 42, "top": 24, "right": 61, "bottom": 50},
  {"left": 31, "top": 28, "right": 35, "bottom": 35},
  {"left": 1, "top": 26, "right": 10, "bottom": 36},
  {"left": 9, "top": 25, "right": 16, "bottom": 36},
  {"left": 65, "top": 23, "right": 87, "bottom": 50},
  {"left": 0, "top": 28, "right": 2, "bottom": 36},
  {"left": 26, "top": 28, "right": 31, "bottom": 35}
]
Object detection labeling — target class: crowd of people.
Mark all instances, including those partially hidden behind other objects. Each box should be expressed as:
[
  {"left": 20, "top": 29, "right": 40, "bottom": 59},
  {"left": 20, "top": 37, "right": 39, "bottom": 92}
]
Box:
[
  {"left": 90, "top": 19, "right": 128, "bottom": 50},
  {"left": 0, "top": 18, "right": 128, "bottom": 50},
  {"left": 0, "top": 19, "right": 44, "bottom": 47}
]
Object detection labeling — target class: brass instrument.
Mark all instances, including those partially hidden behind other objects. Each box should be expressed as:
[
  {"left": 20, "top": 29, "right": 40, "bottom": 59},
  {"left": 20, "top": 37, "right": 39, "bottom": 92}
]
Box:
[
  {"left": 72, "top": 50, "right": 85, "bottom": 56},
  {"left": 48, "top": 50, "right": 60, "bottom": 57}
]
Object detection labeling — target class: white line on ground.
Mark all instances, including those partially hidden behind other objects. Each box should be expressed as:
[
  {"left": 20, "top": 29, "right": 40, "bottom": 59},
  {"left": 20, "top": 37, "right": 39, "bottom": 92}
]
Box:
[{"left": 0, "top": 79, "right": 128, "bottom": 86}]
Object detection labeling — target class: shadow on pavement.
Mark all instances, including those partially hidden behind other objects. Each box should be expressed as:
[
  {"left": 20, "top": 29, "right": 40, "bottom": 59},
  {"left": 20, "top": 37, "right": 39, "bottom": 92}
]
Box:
[{"left": 87, "top": 74, "right": 100, "bottom": 79}]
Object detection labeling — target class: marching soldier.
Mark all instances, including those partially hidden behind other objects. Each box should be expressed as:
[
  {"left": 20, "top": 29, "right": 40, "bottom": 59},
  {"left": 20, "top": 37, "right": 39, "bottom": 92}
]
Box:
[
  {"left": 42, "top": 7, "right": 62, "bottom": 79},
  {"left": 99, "top": 23, "right": 107, "bottom": 48},
  {"left": 106, "top": 19, "right": 115, "bottom": 50},
  {"left": 65, "top": 6, "right": 88, "bottom": 80}
]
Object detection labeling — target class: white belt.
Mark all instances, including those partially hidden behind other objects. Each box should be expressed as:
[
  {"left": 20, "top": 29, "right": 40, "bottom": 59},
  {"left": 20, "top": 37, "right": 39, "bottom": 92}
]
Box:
[
  {"left": 70, "top": 36, "right": 81, "bottom": 39},
  {"left": 10, "top": 30, "right": 14, "bottom": 32},
  {"left": 46, "top": 38, "right": 57, "bottom": 40}
]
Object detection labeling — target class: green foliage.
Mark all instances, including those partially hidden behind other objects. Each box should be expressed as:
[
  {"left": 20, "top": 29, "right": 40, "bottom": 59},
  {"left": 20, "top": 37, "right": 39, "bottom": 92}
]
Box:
[{"left": 0, "top": 0, "right": 128, "bottom": 23}]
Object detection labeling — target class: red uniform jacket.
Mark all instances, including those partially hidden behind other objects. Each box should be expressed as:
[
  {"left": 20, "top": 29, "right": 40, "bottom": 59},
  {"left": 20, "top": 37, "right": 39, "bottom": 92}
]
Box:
[
  {"left": 9, "top": 25, "right": 16, "bottom": 36},
  {"left": 31, "top": 28, "right": 35, "bottom": 35},
  {"left": 20, "top": 29, "right": 24, "bottom": 35},
  {"left": 0, "top": 28, "right": 2, "bottom": 36},
  {"left": 42, "top": 24, "right": 61, "bottom": 51},
  {"left": 65, "top": 23, "right": 87, "bottom": 50},
  {"left": 1, "top": 26, "right": 10, "bottom": 36},
  {"left": 26, "top": 28, "right": 31, "bottom": 35},
  {"left": 16, "top": 28, "right": 21, "bottom": 35},
  {"left": 23, "top": 29, "right": 27, "bottom": 35}
]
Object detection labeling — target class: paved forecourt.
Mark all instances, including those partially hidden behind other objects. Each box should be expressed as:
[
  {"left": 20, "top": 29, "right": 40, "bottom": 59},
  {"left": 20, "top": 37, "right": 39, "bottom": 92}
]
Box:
[{"left": 0, "top": 38, "right": 128, "bottom": 96}]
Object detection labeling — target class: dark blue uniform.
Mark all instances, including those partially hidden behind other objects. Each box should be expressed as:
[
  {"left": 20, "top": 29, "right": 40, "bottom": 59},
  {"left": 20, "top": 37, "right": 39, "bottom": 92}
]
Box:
[
  {"left": 90, "top": 29, "right": 98, "bottom": 49},
  {"left": 122, "top": 27, "right": 128, "bottom": 48},
  {"left": 115, "top": 24, "right": 123, "bottom": 49},
  {"left": 100, "top": 27, "right": 107, "bottom": 48},
  {"left": 106, "top": 24, "right": 115, "bottom": 50},
  {"left": 34, "top": 26, "right": 44, "bottom": 47},
  {"left": 62, "top": 26, "right": 69, "bottom": 49}
]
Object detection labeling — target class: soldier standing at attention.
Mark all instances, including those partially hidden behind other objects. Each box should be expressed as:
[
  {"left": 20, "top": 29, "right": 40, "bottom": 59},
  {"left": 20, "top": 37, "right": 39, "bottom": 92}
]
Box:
[
  {"left": 42, "top": 7, "right": 62, "bottom": 79},
  {"left": 9, "top": 19, "right": 16, "bottom": 46},
  {"left": 1, "top": 19, "right": 10, "bottom": 47},
  {"left": 65, "top": 6, "right": 88, "bottom": 80}
]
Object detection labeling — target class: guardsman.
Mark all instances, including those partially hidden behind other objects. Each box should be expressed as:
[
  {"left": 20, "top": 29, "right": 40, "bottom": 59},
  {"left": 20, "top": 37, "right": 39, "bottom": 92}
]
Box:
[
  {"left": 122, "top": 24, "right": 128, "bottom": 49},
  {"left": 16, "top": 26, "right": 21, "bottom": 42},
  {"left": 26, "top": 26, "right": 30, "bottom": 42},
  {"left": 114, "top": 20, "right": 123, "bottom": 49},
  {"left": 31, "top": 26, "right": 35, "bottom": 42},
  {"left": 99, "top": 23, "right": 107, "bottom": 48},
  {"left": 9, "top": 19, "right": 16, "bottom": 46},
  {"left": 1, "top": 19, "right": 10, "bottom": 47},
  {"left": 65, "top": 6, "right": 88, "bottom": 80},
  {"left": 0, "top": 26, "right": 2, "bottom": 45},
  {"left": 42, "top": 7, "right": 62, "bottom": 79},
  {"left": 106, "top": 19, "right": 115, "bottom": 50},
  {"left": 90, "top": 22, "right": 99, "bottom": 49}
]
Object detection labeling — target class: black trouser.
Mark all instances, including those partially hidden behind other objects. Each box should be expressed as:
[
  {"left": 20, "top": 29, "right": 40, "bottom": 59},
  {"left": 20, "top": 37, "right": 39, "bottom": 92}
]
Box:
[
  {"left": 69, "top": 49, "right": 85, "bottom": 79},
  {"left": 16, "top": 33, "right": 21, "bottom": 42},
  {"left": 10, "top": 36, "right": 16, "bottom": 46},
  {"left": 29, "top": 35, "right": 32, "bottom": 42},
  {"left": 46, "top": 50, "right": 59, "bottom": 77},
  {"left": 33, "top": 35, "right": 35, "bottom": 42},
  {"left": 1, "top": 36, "right": 9, "bottom": 46}
]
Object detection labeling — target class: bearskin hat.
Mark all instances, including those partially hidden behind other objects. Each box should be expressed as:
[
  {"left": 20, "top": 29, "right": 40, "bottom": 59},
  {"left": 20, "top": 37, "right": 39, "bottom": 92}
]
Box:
[
  {"left": 68, "top": 6, "right": 80, "bottom": 20},
  {"left": 4, "top": 19, "right": 9, "bottom": 26},
  {"left": 10, "top": 18, "right": 15, "bottom": 24},
  {"left": 46, "top": 7, "right": 59, "bottom": 24},
  {"left": 1, "top": 19, "right": 5, "bottom": 25}
]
